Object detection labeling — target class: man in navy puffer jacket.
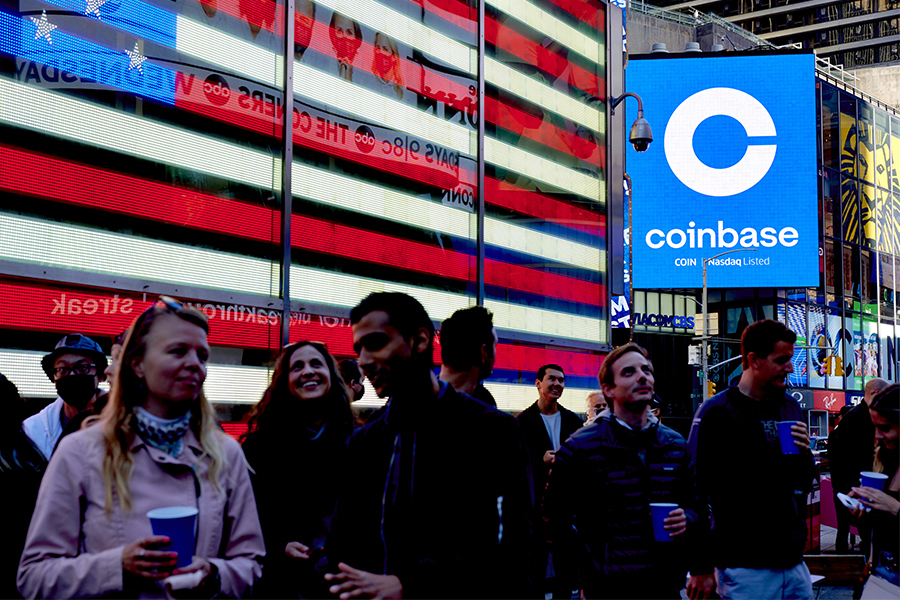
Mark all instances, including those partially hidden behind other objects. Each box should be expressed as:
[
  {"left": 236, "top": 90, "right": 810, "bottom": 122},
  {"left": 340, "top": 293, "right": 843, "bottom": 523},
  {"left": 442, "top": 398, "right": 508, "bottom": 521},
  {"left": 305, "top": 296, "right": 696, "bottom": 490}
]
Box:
[{"left": 544, "top": 343, "right": 711, "bottom": 599}]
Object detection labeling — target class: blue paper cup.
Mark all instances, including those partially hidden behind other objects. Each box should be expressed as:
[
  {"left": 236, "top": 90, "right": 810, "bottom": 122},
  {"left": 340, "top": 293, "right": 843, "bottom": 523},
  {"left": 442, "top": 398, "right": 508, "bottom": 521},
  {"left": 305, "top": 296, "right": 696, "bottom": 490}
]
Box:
[
  {"left": 777, "top": 421, "right": 800, "bottom": 455},
  {"left": 860, "top": 471, "right": 889, "bottom": 492},
  {"left": 147, "top": 506, "right": 198, "bottom": 569},
  {"left": 649, "top": 503, "right": 678, "bottom": 542}
]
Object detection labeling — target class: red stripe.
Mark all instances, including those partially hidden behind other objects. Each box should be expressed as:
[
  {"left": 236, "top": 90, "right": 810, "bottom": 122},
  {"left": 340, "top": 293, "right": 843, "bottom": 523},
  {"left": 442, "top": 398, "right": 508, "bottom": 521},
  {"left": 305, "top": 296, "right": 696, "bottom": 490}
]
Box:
[
  {"left": 486, "top": 17, "right": 602, "bottom": 99},
  {"left": 0, "top": 279, "right": 603, "bottom": 375},
  {"left": 0, "top": 144, "right": 602, "bottom": 304},
  {"left": 173, "top": 75, "right": 603, "bottom": 235}
]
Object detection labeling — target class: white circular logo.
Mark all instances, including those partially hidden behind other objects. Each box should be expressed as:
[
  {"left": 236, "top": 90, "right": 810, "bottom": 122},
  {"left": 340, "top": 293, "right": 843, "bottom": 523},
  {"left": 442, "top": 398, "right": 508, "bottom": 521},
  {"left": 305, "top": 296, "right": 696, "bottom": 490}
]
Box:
[{"left": 664, "top": 87, "right": 777, "bottom": 197}]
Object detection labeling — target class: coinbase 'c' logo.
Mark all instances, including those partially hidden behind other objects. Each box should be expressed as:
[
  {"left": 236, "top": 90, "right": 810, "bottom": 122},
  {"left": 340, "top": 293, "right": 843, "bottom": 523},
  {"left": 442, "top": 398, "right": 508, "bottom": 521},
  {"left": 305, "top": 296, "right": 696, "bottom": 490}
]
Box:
[{"left": 664, "top": 88, "right": 777, "bottom": 197}]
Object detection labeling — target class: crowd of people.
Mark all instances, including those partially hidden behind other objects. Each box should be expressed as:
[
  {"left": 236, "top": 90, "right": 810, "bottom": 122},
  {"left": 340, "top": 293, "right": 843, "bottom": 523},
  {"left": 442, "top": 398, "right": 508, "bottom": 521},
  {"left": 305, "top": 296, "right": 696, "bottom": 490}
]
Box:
[{"left": 0, "top": 292, "right": 897, "bottom": 600}]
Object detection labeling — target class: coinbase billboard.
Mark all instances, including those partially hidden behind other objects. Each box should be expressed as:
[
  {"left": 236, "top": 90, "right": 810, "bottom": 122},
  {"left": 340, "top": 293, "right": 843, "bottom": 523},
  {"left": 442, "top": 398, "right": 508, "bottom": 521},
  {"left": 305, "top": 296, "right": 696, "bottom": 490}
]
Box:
[{"left": 626, "top": 53, "right": 818, "bottom": 289}]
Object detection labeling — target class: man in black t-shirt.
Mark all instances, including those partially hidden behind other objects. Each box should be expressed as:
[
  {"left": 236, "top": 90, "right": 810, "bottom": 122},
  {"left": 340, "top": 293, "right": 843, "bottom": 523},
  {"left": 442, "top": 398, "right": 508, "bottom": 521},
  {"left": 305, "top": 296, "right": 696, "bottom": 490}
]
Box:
[{"left": 688, "top": 319, "right": 817, "bottom": 600}]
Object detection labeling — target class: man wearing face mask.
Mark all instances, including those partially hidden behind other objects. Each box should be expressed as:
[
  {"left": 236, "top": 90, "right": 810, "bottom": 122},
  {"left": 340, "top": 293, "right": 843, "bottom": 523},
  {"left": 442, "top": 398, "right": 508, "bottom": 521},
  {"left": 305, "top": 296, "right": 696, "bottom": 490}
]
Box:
[{"left": 23, "top": 334, "right": 107, "bottom": 460}]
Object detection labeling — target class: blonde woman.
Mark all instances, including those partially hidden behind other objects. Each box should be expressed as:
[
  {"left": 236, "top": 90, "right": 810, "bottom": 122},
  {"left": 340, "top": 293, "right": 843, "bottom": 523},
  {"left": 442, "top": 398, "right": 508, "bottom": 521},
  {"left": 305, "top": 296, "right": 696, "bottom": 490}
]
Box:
[
  {"left": 18, "top": 297, "right": 264, "bottom": 599},
  {"left": 371, "top": 32, "right": 404, "bottom": 100}
]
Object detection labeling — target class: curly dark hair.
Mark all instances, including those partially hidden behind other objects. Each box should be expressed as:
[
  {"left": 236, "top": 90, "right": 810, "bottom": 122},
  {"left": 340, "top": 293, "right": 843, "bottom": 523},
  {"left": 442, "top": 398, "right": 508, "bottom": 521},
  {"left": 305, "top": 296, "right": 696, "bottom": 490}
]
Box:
[{"left": 243, "top": 341, "right": 353, "bottom": 438}]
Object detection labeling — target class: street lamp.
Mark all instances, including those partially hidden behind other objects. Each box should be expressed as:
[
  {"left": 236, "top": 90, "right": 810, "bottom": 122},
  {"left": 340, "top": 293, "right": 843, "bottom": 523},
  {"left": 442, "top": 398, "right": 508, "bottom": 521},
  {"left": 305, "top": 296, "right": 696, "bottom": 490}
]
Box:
[{"left": 700, "top": 249, "right": 758, "bottom": 402}]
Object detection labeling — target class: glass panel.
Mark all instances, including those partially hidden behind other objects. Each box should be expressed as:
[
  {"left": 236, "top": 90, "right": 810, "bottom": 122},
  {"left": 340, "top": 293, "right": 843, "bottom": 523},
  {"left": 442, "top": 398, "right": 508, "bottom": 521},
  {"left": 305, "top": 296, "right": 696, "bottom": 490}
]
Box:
[
  {"left": 823, "top": 167, "right": 839, "bottom": 237},
  {"left": 848, "top": 312, "right": 863, "bottom": 390},
  {"left": 288, "top": 0, "right": 482, "bottom": 329},
  {"left": 842, "top": 176, "right": 860, "bottom": 244},
  {"left": 861, "top": 182, "right": 876, "bottom": 248},
  {"left": 858, "top": 102, "right": 876, "bottom": 187},
  {"left": 485, "top": 0, "right": 607, "bottom": 346},
  {"left": 825, "top": 239, "right": 838, "bottom": 298},
  {"left": 826, "top": 308, "right": 845, "bottom": 390},
  {"left": 879, "top": 320, "right": 896, "bottom": 382},
  {"left": 878, "top": 187, "right": 894, "bottom": 254},
  {"left": 861, "top": 248, "right": 875, "bottom": 307},
  {"left": 787, "top": 303, "right": 807, "bottom": 387},
  {"left": 0, "top": 0, "right": 289, "bottom": 398},
  {"left": 840, "top": 92, "right": 858, "bottom": 179},
  {"left": 646, "top": 292, "right": 660, "bottom": 333},
  {"left": 809, "top": 304, "right": 827, "bottom": 389},
  {"left": 862, "top": 313, "right": 878, "bottom": 383},
  {"left": 875, "top": 109, "right": 890, "bottom": 191},
  {"left": 822, "top": 84, "right": 840, "bottom": 170}
]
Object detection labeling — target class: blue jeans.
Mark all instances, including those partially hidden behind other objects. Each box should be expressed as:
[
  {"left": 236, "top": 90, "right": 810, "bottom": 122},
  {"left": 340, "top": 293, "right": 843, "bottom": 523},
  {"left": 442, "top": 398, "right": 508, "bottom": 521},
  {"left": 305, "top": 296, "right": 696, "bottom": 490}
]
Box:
[{"left": 716, "top": 563, "right": 814, "bottom": 600}]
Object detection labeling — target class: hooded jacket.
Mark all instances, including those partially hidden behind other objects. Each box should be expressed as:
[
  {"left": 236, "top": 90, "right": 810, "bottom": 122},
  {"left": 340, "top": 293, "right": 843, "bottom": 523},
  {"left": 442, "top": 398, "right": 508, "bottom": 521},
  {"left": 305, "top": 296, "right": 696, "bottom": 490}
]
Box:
[
  {"left": 544, "top": 410, "right": 705, "bottom": 597},
  {"left": 21, "top": 397, "right": 66, "bottom": 461}
]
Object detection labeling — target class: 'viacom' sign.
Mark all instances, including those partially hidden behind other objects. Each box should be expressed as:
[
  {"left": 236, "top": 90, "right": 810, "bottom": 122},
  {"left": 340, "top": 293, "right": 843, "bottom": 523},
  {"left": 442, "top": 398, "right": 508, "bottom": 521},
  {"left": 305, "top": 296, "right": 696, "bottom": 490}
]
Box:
[{"left": 626, "top": 53, "right": 818, "bottom": 289}]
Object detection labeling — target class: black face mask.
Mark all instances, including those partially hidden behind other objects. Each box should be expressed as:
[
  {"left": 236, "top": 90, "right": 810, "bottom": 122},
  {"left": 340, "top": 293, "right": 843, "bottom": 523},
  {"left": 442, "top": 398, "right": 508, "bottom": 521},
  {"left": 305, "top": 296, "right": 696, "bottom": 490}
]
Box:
[{"left": 56, "top": 374, "right": 97, "bottom": 411}]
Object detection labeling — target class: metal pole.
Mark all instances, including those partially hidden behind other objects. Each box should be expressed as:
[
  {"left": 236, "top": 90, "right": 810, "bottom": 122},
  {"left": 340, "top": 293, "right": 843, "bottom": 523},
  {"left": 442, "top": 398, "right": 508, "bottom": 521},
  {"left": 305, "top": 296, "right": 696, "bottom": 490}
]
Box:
[
  {"left": 702, "top": 259, "right": 708, "bottom": 402},
  {"left": 476, "top": 0, "right": 485, "bottom": 305},
  {"left": 625, "top": 173, "right": 633, "bottom": 341},
  {"left": 280, "top": 0, "right": 295, "bottom": 347},
  {"left": 699, "top": 248, "right": 757, "bottom": 402}
]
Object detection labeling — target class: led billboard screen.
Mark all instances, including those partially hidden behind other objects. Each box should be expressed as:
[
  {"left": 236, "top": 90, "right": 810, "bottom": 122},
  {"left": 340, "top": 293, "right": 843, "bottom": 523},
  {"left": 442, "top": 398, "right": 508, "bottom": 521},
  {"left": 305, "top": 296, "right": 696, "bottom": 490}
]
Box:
[{"left": 626, "top": 53, "right": 818, "bottom": 289}]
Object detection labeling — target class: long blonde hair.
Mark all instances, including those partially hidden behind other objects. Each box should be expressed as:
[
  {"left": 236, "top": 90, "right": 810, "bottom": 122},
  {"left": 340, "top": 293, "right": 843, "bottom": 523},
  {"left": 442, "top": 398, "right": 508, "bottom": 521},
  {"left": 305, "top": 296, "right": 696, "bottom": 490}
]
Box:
[{"left": 98, "top": 298, "right": 226, "bottom": 515}]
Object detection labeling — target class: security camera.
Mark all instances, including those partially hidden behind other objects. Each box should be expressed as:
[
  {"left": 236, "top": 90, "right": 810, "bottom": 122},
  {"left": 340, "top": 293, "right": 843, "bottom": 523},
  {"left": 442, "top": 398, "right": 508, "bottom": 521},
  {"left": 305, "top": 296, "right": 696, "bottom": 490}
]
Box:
[
  {"left": 632, "top": 138, "right": 651, "bottom": 153},
  {"left": 629, "top": 114, "right": 653, "bottom": 153}
]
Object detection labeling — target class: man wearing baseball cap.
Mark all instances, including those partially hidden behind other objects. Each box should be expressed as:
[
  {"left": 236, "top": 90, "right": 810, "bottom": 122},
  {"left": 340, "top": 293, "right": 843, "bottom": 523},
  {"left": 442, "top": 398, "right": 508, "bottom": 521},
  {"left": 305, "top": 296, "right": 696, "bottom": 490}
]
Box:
[{"left": 23, "top": 334, "right": 108, "bottom": 460}]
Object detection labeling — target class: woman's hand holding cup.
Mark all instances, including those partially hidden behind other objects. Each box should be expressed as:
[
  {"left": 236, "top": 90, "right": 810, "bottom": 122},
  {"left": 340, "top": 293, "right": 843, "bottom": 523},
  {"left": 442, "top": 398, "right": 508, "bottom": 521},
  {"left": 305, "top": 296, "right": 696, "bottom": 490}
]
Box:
[{"left": 122, "top": 536, "right": 178, "bottom": 580}]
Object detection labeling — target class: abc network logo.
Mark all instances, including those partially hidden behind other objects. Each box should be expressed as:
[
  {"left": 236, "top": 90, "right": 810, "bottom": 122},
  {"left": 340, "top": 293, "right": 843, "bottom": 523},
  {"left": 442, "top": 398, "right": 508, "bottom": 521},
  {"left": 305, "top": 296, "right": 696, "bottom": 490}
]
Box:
[{"left": 664, "top": 88, "right": 777, "bottom": 197}]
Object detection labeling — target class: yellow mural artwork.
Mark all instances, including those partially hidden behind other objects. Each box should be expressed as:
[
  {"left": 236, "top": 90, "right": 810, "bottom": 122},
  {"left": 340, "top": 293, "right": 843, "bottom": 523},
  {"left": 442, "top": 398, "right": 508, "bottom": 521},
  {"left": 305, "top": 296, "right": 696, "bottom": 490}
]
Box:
[{"left": 841, "top": 108, "right": 860, "bottom": 243}]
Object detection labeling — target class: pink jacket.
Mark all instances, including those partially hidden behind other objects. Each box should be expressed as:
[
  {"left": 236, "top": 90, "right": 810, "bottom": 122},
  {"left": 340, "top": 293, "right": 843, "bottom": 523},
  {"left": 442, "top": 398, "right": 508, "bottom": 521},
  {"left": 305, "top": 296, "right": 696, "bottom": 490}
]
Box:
[{"left": 17, "top": 424, "right": 264, "bottom": 599}]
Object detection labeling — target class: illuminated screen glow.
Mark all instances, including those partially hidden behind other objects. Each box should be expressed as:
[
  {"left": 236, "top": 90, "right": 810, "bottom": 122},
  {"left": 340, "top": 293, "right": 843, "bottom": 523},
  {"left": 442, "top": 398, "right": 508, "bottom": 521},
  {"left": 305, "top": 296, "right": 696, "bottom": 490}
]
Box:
[
  {"left": 487, "top": 0, "right": 603, "bottom": 64},
  {"left": 0, "top": 74, "right": 597, "bottom": 271},
  {"left": 0, "top": 347, "right": 594, "bottom": 412},
  {"left": 0, "top": 280, "right": 603, "bottom": 375},
  {"left": 0, "top": 213, "right": 600, "bottom": 342},
  {"left": 627, "top": 54, "right": 818, "bottom": 288}
]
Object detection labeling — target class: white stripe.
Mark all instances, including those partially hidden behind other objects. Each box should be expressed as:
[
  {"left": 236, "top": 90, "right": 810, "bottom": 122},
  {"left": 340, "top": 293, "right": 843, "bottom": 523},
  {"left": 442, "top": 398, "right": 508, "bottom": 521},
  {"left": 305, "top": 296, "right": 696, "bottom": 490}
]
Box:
[
  {"left": 0, "top": 347, "right": 594, "bottom": 414},
  {"left": 0, "top": 213, "right": 281, "bottom": 295},
  {"left": 0, "top": 77, "right": 599, "bottom": 270},
  {"left": 291, "top": 265, "right": 604, "bottom": 342},
  {"left": 487, "top": 0, "right": 604, "bottom": 65},
  {"left": 176, "top": 16, "right": 284, "bottom": 88},
  {"left": 485, "top": 136, "right": 603, "bottom": 200},
  {"left": 0, "top": 78, "right": 280, "bottom": 190},
  {"left": 292, "top": 162, "right": 603, "bottom": 270},
  {"left": 0, "top": 213, "right": 602, "bottom": 342},
  {"left": 485, "top": 57, "right": 603, "bottom": 134},
  {"left": 294, "top": 62, "right": 476, "bottom": 156},
  {"left": 0, "top": 349, "right": 270, "bottom": 404}
]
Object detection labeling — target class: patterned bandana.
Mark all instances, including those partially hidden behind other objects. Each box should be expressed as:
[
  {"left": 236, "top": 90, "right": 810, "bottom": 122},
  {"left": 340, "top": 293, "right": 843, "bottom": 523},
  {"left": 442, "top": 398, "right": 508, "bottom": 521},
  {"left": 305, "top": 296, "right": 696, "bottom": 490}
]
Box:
[{"left": 134, "top": 406, "right": 192, "bottom": 457}]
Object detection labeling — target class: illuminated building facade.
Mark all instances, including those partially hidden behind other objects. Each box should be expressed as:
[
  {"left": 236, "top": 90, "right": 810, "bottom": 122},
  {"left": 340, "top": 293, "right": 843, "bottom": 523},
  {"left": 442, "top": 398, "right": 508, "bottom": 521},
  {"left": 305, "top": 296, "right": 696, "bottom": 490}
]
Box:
[{"left": 0, "top": 0, "right": 612, "bottom": 423}]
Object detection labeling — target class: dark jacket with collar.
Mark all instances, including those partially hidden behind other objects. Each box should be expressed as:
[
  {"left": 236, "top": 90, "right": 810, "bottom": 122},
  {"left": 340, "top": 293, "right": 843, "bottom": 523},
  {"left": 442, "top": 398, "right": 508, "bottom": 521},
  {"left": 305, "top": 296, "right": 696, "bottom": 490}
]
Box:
[
  {"left": 828, "top": 400, "right": 875, "bottom": 494},
  {"left": 516, "top": 400, "right": 585, "bottom": 504},
  {"left": 242, "top": 415, "right": 352, "bottom": 598},
  {"left": 543, "top": 411, "right": 704, "bottom": 597},
  {"left": 687, "top": 386, "right": 817, "bottom": 572},
  {"left": 325, "top": 381, "right": 534, "bottom": 599}
]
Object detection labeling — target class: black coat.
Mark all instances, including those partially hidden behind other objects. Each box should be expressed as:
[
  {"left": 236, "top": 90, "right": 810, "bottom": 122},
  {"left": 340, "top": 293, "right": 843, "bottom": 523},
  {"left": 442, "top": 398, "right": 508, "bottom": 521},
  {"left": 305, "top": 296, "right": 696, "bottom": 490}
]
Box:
[
  {"left": 828, "top": 401, "right": 875, "bottom": 493},
  {"left": 325, "top": 381, "right": 534, "bottom": 599},
  {"left": 688, "top": 386, "right": 817, "bottom": 572},
  {"left": 242, "top": 417, "right": 352, "bottom": 598},
  {"left": 544, "top": 413, "right": 704, "bottom": 598},
  {"left": 516, "top": 400, "right": 585, "bottom": 504},
  {"left": 0, "top": 427, "right": 46, "bottom": 599}
]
